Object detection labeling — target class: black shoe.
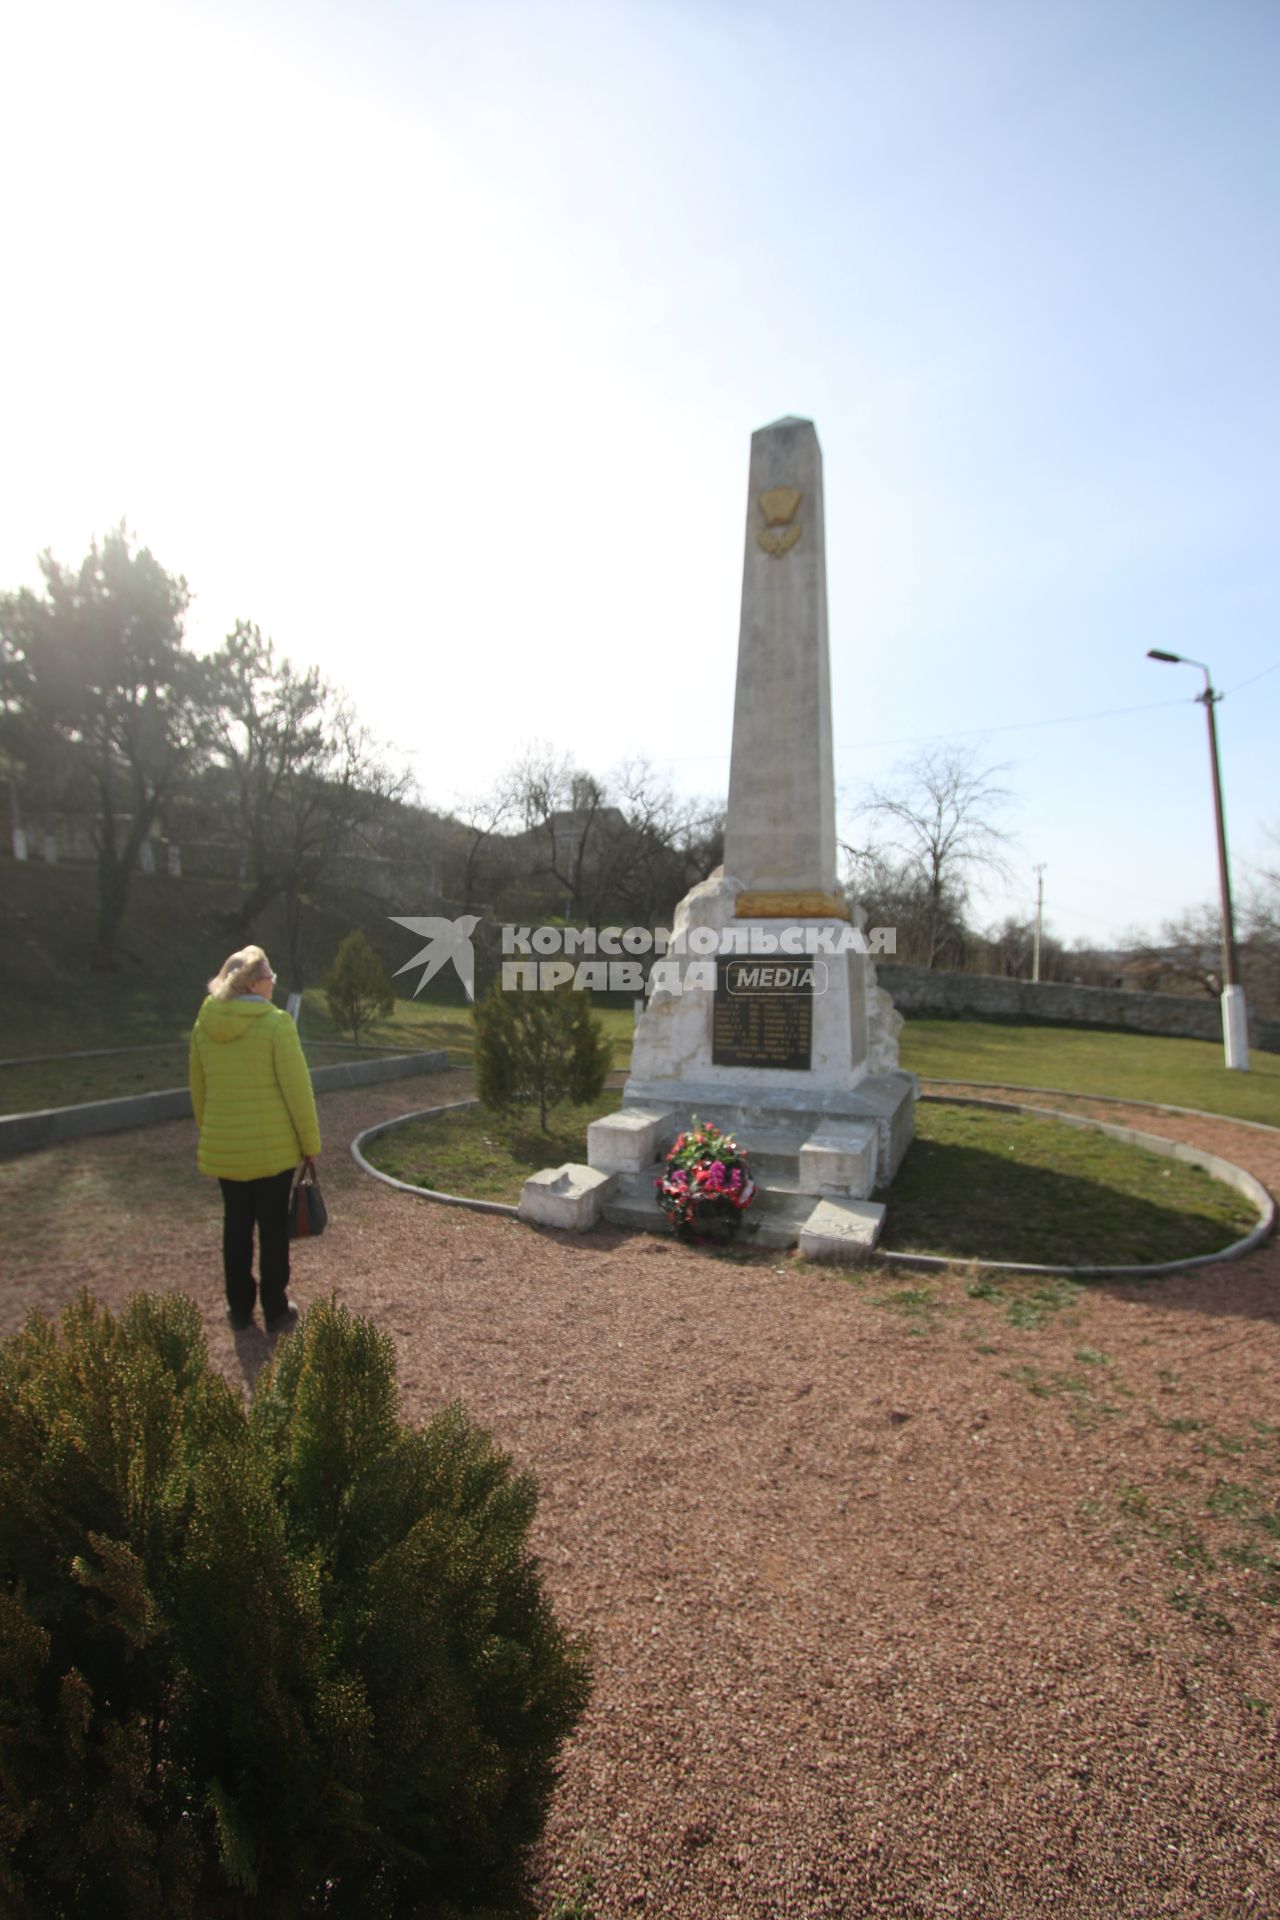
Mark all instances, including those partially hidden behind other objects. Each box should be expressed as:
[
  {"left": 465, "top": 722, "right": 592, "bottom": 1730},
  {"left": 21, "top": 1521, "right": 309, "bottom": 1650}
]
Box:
[
  {"left": 265, "top": 1301, "right": 300, "bottom": 1337},
  {"left": 227, "top": 1307, "right": 255, "bottom": 1332}
]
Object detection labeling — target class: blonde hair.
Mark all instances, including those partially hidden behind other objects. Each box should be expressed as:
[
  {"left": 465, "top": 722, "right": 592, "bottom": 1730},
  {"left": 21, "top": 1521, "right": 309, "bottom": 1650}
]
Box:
[{"left": 208, "top": 945, "right": 272, "bottom": 1000}]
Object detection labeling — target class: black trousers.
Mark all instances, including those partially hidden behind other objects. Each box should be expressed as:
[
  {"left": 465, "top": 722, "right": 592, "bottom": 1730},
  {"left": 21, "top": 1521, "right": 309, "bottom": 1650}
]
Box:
[{"left": 218, "top": 1168, "right": 294, "bottom": 1322}]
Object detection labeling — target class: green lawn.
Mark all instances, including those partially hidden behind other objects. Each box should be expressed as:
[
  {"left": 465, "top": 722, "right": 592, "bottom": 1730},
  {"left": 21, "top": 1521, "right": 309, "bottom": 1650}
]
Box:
[
  {"left": 882, "top": 1101, "right": 1258, "bottom": 1266},
  {"left": 900, "top": 1020, "right": 1280, "bottom": 1126},
  {"left": 292, "top": 993, "right": 636, "bottom": 1073},
  {"left": 3, "top": 978, "right": 1277, "bottom": 1131},
  {"left": 0, "top": 1040, "right": 417, "bottom": 1118},
  {"left": 0, "top": 996, "right": 635, "bottom": 1117},
  {"left": 366, "top": 1092, "right": 625, "bottom": 1204}
]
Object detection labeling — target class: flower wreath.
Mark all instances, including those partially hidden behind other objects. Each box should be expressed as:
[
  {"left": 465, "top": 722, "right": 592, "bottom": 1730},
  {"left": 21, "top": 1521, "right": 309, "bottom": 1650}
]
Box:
[{"left": 656, "top": 1117, "right": 757, "bottom": 1243}]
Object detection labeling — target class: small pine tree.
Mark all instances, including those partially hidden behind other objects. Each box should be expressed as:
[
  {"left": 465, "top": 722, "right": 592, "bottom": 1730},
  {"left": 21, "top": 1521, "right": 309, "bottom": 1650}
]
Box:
[
  {"left": 0, "top": 1292, "right": 589, "bottom": 1919},
  {"left": 324, "top": 929, "right": 394, "bottom": 1044},
  {"left": 473, "top": 983, "right": 612, "bottom": 1130}
]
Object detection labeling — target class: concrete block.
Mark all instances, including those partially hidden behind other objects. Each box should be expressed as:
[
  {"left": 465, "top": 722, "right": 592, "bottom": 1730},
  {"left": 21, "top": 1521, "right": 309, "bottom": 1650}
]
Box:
[
  {"left": 798, "top": 1120, "right": 877, "bottom": 1198},
  {"left": 798, "top": 1197, "right": 886, "bottom": 1264},
  {"left": 518, "top": 1163, "right": 614, "bottom": 1231},
  {"left": 587, "top": 1106, "right": 675, "bottom": 1174}
]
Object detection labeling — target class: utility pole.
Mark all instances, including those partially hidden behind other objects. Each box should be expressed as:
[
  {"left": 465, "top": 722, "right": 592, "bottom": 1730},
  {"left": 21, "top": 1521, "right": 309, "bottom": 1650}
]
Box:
[
  {"left": 1032, "top": 865, "right": 1046, "bottom": 982},
  {"left": 1146, "top": 650, "right": 1249, "bottom": 1071}
]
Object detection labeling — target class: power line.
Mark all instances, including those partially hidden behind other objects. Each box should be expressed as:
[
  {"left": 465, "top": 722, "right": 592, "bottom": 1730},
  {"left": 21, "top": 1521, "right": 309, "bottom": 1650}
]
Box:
[
  {"left": 642, "top": 693, "right": 1197, "bottom": 766},
  {"left": 834, "top": 694, "right": 1193, "bottom": 754},
  {"left": 1224, "top": 660, "right": 1280, "bottom": 696}
]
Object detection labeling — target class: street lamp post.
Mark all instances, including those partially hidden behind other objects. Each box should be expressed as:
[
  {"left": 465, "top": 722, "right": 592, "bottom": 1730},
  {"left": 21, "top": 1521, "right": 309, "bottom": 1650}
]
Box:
[{"left": 1146, "top": 650, "right": 1249, "bottom": 1071}]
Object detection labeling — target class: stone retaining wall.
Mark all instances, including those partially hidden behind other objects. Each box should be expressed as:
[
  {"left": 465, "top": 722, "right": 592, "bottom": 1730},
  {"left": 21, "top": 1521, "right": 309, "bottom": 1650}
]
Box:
[
  {"left": 0, "top": 1050, "right": 449, "bottom": 1160},
  {"left": 878, "top": 964, "right": 1280, "bottom": 1055}
]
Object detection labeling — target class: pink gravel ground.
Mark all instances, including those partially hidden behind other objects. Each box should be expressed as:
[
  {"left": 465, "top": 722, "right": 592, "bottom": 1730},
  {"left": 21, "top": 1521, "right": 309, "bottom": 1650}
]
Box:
[{"left": 1, "top": 1071, "right": 1278, "bottom": 1918}]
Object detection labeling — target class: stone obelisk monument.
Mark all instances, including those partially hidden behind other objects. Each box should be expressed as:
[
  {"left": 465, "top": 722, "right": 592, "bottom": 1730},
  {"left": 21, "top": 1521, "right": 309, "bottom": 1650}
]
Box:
[
  {"left": 585, "top": 416, "right": 914, "bottom": 1256},
  {"left": 723, "top": 415, "right": 840, "bottom": 908}
]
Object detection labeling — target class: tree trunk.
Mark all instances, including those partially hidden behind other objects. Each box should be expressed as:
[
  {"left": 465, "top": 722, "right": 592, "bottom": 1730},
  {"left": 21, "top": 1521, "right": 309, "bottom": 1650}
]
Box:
[
  {"left": 93, "top": 852, "right": 132, "bottom": 970},
  {"left": 91, "top": 768, "right": 163, "bottom": 968},
  {"left": 230, "top": 872, "right": 284, "bottom": 936},
  {"left": 285, "top": 885, "right": 306, "bottom": 995},
  {"left": 462, "top": 829, "right": 487, "bottom": 913}
]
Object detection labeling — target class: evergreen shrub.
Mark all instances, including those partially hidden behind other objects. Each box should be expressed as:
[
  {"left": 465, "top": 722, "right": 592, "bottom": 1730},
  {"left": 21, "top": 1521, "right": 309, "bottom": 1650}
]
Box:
[
  {"left": 0, "top": 1292, "right": 589, "bottom": 1918},
  {"left": 472, "top": 986, "right": 611, "bottom": 1130},
  {"left": 323, "top": 929, "right": 395, "bottom": 1045}
]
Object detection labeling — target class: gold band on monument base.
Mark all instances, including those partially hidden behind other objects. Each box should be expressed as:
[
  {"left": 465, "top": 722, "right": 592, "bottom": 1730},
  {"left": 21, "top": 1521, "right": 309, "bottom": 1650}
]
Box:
[{"left": 735, "top": 890, "right": 852, "bottom": 922}]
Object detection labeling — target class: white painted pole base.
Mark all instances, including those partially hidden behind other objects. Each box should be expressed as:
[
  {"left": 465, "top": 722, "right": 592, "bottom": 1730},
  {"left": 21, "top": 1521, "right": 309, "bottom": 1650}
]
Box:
[
  {"left": 286, "top": 992, "right": 303, "bottom": 1024},
  {"left": 1222, "top": 985, "right": 1250, "bottom": 1072}
]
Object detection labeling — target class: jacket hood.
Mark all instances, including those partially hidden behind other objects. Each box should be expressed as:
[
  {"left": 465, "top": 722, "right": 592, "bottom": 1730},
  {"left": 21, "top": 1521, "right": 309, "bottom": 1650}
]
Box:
[{"left": 196, "top": 995, "right": 275, "bottom": 1044}]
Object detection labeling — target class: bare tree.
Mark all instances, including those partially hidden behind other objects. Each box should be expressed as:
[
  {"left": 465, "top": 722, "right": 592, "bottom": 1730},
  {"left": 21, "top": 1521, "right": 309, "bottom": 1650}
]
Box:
[
  {"left": 450, "top": 781, "right": 517, "bottom": 913},
  {"left": 505, "top": 743, "right": 607, "bottom": 919},
  {"left": 844, "top": 746, "right": 1014, "bottom": 968},
  {"left": 1133, "top": 906, "right": 1225, "bottom": 999},
  {"left": 584, "top": 758, "right": 724, "bottom": 926},
  {"left": 494, "top": 747, "right": 725, "bottom": 928},
  {"left": 978, "top": 913, "right": 1068, "bottom": 982}
]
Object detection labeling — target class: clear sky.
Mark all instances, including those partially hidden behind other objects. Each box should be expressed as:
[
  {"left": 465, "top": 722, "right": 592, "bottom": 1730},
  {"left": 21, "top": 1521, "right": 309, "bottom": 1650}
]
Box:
[{"left": 3, "top": 0, "right": 1276, "bottom": 947}]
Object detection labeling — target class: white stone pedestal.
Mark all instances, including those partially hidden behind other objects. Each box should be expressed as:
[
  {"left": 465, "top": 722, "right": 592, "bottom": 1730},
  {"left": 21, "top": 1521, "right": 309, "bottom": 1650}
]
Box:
[{"left": 623, "top": 870, "right": 915, "bottom": 1191}]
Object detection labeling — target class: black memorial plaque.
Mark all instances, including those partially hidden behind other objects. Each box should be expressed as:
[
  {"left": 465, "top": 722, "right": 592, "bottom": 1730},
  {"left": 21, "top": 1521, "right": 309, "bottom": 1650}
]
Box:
[{"left": 712, "top": 958, "right": 813, "bottom": 1071}]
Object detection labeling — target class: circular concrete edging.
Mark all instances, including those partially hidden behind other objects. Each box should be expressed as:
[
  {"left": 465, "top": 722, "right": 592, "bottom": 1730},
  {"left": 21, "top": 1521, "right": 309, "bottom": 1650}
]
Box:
[
  {"left": 352, "top": 1089, "right": 1277, "bottom": 1279},
  {"left": 350, "top": 1101, "right": 519, "bottom": 1218},
  {"left": 919, "top": 1074, "right": 1280, "bottom": 1136}
]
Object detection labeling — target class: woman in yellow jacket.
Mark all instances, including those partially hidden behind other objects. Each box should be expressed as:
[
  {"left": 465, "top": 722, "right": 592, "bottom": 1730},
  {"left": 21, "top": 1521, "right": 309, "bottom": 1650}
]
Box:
[{"left": 189, "top": 945, "right": 321, "bottom": 1334}]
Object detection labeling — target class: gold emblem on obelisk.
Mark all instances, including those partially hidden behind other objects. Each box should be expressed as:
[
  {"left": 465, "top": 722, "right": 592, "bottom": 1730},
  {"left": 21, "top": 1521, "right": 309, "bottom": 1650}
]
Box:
[{"left": 756, "top": 486, "right": 802, "bottom": 557}]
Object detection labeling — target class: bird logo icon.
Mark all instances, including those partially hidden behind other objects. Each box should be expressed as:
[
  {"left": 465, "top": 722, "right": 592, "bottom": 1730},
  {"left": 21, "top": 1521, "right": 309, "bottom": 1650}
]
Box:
[{"left": 388, "top": 914, "right": 481, "bottom": 1003}]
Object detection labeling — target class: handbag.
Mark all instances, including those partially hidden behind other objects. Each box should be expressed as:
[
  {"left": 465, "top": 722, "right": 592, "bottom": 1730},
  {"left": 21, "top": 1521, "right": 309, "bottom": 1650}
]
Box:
[{"left": 288, "top": 1157, "right": 328, "bottom": 1240}]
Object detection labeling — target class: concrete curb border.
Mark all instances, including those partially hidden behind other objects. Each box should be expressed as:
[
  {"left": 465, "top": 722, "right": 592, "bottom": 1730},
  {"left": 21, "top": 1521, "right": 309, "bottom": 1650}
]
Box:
[
  {"left": 874, "top": 1093, "right": 1277, "bottom": 1279},
  {"left": 0, "top": 1051, "right": 451, "bottom": 1161},
  {"left": 0, "top": 1036, "right": 417, "bottom": 1069},
  {"left": 919, "top": 1075, "right": 1280, "bottom": 1136},
  {"left": 350, "top": 1101, "right": 519, "bottom": 1218}
]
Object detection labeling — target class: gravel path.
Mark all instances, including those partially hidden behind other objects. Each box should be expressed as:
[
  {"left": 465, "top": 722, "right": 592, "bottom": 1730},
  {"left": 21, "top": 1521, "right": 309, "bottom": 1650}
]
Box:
[{"left": 2, "top": 1073, "right": 1278, "bottom": 1918}]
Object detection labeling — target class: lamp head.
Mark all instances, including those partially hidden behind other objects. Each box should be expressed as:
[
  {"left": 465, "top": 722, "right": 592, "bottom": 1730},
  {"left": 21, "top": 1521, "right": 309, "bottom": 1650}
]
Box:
[{"left": 1147, "top": 649, "right": 1182, "bottom": 664}]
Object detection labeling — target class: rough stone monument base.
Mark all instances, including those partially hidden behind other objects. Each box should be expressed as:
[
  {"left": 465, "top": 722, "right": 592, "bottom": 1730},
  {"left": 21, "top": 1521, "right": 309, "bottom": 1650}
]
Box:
[
  {"left": 518, "top": 1164, "right": 614, "bottom": 1232},
  {"left": 587, "top": 1095, "right": 909, "bottom": 1252},
  {"left": 615, "top": 869, "right": 916, "bottom": 1215},
  {"left": 798, "top": 1197, "right": 887, "bottom": 1264}
]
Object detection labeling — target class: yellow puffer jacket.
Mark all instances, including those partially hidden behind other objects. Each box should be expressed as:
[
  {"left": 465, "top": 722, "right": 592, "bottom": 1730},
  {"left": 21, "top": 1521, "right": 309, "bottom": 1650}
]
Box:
[{"left": 188, "top": 996, "right": 322, "bottom": 1180}]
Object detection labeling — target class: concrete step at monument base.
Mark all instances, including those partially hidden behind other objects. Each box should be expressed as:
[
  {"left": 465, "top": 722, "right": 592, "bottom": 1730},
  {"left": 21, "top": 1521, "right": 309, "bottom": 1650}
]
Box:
[
  {"left": 620, "top": 1073, "right": 918, "bottom": 1189},
  {"left": 605, "top": 1167, "right": 829, "bottom": 1215},
  {"left": 599, "top": 1179, "right": 819, "bottom": 1251},
  {"left": 592, "top": 1123, "right": 874, "bottom": 1186}
]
